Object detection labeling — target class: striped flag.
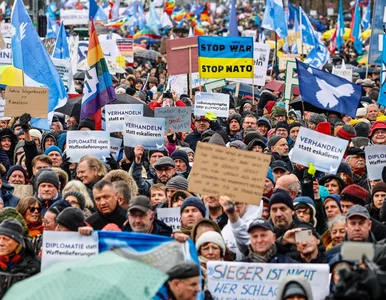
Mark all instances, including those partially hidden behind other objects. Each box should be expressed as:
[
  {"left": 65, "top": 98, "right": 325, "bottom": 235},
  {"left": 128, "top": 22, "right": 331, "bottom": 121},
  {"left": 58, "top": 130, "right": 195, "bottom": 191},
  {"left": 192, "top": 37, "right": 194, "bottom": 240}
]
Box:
[{"left": 80, "top": 20, "right": 116, "bottom": 129}]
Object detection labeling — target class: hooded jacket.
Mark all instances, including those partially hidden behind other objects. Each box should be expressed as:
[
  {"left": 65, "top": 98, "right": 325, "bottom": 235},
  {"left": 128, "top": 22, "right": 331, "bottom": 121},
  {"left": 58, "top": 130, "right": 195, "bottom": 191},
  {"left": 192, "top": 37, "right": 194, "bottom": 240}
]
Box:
[
  {"left": 226, "top": 113, "right": 243, "bottom": 142},
  {"left": 276, "top": 276, "right": 314, "bottom": 300},
  {"left": 40, "top": 131, "right": 58, "bottom": 152},
  {"left": 0, "top": 128, "right": 17, "bottom": 166},
  {"left": 1, "top": 182, "right": 20, "bottom": 207}
]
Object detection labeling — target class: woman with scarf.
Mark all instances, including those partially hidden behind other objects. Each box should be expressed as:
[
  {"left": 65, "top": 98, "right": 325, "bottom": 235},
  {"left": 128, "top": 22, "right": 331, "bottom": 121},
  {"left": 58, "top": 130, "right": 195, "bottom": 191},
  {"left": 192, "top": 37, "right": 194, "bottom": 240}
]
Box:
[
  {"left": 0, "top": 219, "right": 40, "bottom": 297},
  {"left": 16, "top": 197, "right": 44, "bottom": 238}
]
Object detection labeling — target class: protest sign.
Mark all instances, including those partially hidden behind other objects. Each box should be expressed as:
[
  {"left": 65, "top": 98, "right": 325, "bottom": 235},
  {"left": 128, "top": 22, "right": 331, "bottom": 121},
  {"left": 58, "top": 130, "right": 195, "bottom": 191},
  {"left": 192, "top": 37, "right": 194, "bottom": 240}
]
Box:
[
  {"left": 105, "top": 104, "right": 144, "bottom": 132},
  {"left": 155, "top": 106, "right": 191, "bottom": 132},
  {"left": 0, "top": 99, "right": 9, "bottom": 120},
  {"left": 242, "top": 30, "right": 257, "bottom": 38},
  {"left": 110, "top": 137, "right": 122, "bottom": 161},
  {"left": 232, "top": 42, "right": 270, "bottom": 86},
  {"left": 0, "top": 38, "right": 11, "bottom": 64},
  {"left": 279, "top": 54, "right": 298, "bottom": 70},
  {"left": 166, "top": 37, "right": 198, "bottom": 75},
  {"left": 332, "top": 66, "right": 352, "bottom": 82},
  {"left": 194, "top": 92, "right": 229, "bottom": 118},
  {"left": 204, "top": 79, "right": 227, "bottom": 93},
  {"left": 60, "top": 9, "right": 89, "bottom": 25},
  {"left": 157, "top": 208, "right": 181, "bottom": 232},
  {"left": 42, "top": 231, "right": 99, "bottom": 271},
  {"left": 365, "top": 145, "right": 386, "bottom": 180},
  {"left": 198, "top": 36, "right": 254, "bottom": 79},
  {"left": 4, "top": 86, "right": 48, "bottom": 118},
  {"left": 66, "top": 131, "right": 110, "bottom": 162},
  {"left": 77, "top": 40, "right": 120, "bottom": 64},
  {"left": 368, "top": 0, "right": 386, "bottom": 65},
  {"left": 207, "top": 261, "right": 329, "bottom": 300},
  {"left": 124, "top": 116, "right": 165, "bottom": 150},
  {"left": 10, "top": 184, "right": 33, "bottom": 199},
  {"left": 284, "top": 60, "right": 298, "bottom": 101},
  {"left": 116, "top": 39, "right": 134, "bottom": 63},
  {"left": 1, "top": 23, "right": 11, "bottom": 38},
  {"left": 188, "top": 143, "right": 270, "bottom": 205},
  {"left": 290, "top": 127, "right": 348, "bottom": 174},
  {"left": 52, "top": 58, "right": 74, "bottom": 93}
]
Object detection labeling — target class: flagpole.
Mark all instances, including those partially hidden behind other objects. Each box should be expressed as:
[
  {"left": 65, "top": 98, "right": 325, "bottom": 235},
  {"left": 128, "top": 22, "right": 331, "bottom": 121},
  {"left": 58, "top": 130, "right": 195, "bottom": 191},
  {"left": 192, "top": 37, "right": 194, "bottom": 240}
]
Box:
[
  {"left": 274, "top": 32, "right": 278, "bottom": 80},
  {"left": 299, "top": 5, "right": 303, "bottom": 57}
]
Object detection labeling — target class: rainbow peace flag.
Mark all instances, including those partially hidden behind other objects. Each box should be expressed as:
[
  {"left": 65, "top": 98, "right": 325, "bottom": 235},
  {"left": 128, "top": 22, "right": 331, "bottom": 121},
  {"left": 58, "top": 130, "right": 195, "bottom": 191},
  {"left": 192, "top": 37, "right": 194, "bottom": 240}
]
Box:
[
  {"left": 172, "top": 7, "right": 186, "bottom": 21},
  {"left": 80, "top": 20, "right": 116, "bottom": 129},
  {"left": 96, "top": 17, "right": 129, "bottom": 28},
  {"left": 134, "top": 27, "right": 161, "bottom": 44},
  {"left": 194, "top": 23, "right": 205, "bottom": 36},
  {"left": 164, "top": 0, "right": 175, "bottom": 15}
]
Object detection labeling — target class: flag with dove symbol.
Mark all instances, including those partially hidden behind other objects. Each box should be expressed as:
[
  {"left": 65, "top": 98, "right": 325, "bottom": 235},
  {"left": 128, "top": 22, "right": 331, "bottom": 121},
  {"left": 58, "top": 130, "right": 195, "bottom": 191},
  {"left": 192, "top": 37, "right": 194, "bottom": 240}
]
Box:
[{"left": 296, "top": 60, "right": 362, "bottom": 117}]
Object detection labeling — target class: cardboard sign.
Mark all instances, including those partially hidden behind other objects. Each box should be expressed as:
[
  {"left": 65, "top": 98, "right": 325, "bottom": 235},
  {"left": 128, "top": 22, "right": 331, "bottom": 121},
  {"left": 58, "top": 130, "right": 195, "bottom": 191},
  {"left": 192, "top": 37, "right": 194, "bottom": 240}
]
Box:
[
  {"left": 284, "top": 60, "right": 299, "bottom": 101},
  {"left": 10, "top": 184, "right": 33, "bottom": 200},
  {"left": 157, "top": 208, "right": 181, "bottom": 232},
  {"left": 116, "top": 39, "right": 134, "bottom": 63},
  {"left": 60, "top": 9, "right": 89, "bottom": 25},
  {"left": 194, "top": 92, "right": 229, "bottom": 118},
  {"left": 66, "top": 131, "right": 111, "bottom": 162},
  {"left": 4, "top": 86, "right": 48, "bottom": 118},
  {"left": 110, "top": 137, "right": 122, "bottom": 161},
  {"left": 124, "top": 115, "right": 165, "bottom": 150},
  {"left": 155, "top": 106, "right": 192, "bottom": 132},
  {"left": 365, "top": 145, "right": 386, "bottom": 180},
  {"left": 198, "top": 36, "right": 254, "bottom": 79},
  {"left": 41, "top": 231, "right": 99, "bottom": 271},
  {"left": 290, "top": 127, "right": 348, "bottom": 174},
  {"left": 207, "top": 261, "right": 329, "bottom": 300},
  {"left": 188, "top": 143, "right": 270, "bottom": 205},
  {"left": 279, "top": 54, "right": 298, "bottom": 70},
  {"left": 105, "top": 104, "right": 144, "bottom": 132},
  {"left": 166, "top": 37, "right": 198, "bottom": 75}
]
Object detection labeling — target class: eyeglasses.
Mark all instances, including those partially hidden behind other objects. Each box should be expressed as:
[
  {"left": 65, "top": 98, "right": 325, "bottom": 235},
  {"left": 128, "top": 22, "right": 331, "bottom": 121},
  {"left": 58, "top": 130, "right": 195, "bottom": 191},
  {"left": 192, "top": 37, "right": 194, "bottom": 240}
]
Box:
[{"left": 28, "top": 206, "right": 42, "bottom": 213}]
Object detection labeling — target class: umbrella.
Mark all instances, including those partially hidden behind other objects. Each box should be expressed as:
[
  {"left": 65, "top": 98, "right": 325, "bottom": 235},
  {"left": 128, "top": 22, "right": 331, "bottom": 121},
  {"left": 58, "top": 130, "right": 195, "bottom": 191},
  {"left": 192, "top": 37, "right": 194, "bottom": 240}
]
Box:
[
  {"left": 0, "top": 65, "right": 23, "bottom": 87},
  {"left": 113, "top": 93, "right": 155, "bottom": 117},
  {"left": 223, "top": 83, "right": 260, "bottom": 97},
  {"left": 289, "top": 96, "right": 325, "bottom": 113},
  {"left": 3, "top": 251, "right": 167, "bottom": 300},
  {"left": 55, "top": 96, "right": 82, "bottom": 118},
  {"left": 73, "top": 71, "right": 119, "bottom": 82},
  {"left": 134, "top": 49, "right": 164, "bottom": 61},
  {"left": 264, "top": 80, "right": 300, "bottom": 95},
  {"left": 134, "top": 46, "right": 147, "bottom": 53}
]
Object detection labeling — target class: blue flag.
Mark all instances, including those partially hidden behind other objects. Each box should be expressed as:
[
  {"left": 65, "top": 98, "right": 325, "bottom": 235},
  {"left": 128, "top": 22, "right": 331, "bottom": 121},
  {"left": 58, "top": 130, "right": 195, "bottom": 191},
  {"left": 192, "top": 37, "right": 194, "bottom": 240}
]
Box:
[
  {"left": 336, "top": 0, "right": 345, "bottom": 51},
  {"left": 299, "top": 6, "right": 315, "bottom": 47},
  {"left": 12, "top": 0, "right": 68, "bottom": 129},
  {"left": 297, "top": 60, "right": 362, "bottom": 117},
  {"left": 352, "top": 0, "right": 363, "bottom": 54},
  {"left": 46, "top": 16, "right": 59, "bottom": 38},
  {"left": 361, "top": 0, "right": 371, "bottom": 30},
  {"left": 53, "top": 22, "right": 70, "bottom": 59},
  {"left": 377, "top": 33, "right": 386, "bottom": 106},
  {"left": 261, "top": 0, "right": 288, "bottom": 38},
  {"left": 147, "top": 1, "right": 161, "bottom": 33},
  {"left": 89, "top": 0, "right": 108, "bottom": 21},
  {"left": 228, "top": 0, "right": 238, "bottom": 36}
]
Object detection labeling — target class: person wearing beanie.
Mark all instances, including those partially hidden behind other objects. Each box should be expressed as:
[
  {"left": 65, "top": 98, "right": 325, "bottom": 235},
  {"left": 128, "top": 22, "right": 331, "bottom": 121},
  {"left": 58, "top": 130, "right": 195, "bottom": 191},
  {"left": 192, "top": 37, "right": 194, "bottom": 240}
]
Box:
[
  {"left": 276, "top": 276, "right": 313, "bottom": 300},
  {"left": 0, "top": 128, "right": 17, "bottom": 165},
  {"left": 6, "top": 165, "right": 27, "bottom": 184},
  {"left": 268, "top": 135, "right": 289, "bottom": 156},
  {"left": 179, "top": 147, "right": 194, "bottom": 163},
  {"left": 0, "top": 219, "right": 40, "bottom": 297},
  {"left": 43, "top": 200, "right": 71, "bottom": 231},
  {"left": 288, "top": 122, "right": 302, "bottom": 141},
  {"left": 226, "top": 113, "right": 243, "bottom": 142},
  {"left": 171, "top": 150, "right": 191, "bottom": 179},
  {"left": 35, "top": 169, "right": 62, "bottom": 214},
  {"left": 63, "top": 191, "right": 86, "bottom": 211},
  {"left": 345, "top": 147, "right": 369, "bottom": 190},
  {"left": 165, "top": 176, "right": 189, "bottom": 202},
  {"left": 307, "top": 113, "right": 326, "bottom": 129},
  {"left": 77, "top": 117, "right": 95, "bottom": 131},
  {"left": 354, "top": 122, "right": 370, "bottom": 137},
  {"left": 184, "top": 115, "right": 213, "bottom": 152},
  {"left": 44, "top": 145, "right": 63, "bottom": 167},
  {"left": 262, "top": 196, "right": 270, "bottom": 220},
  {"left": 270, "top": 106, "right": 287, "bottom": 126},
  {"left": 294, "top": 197, "right": 317, "bottom": 228},
  {"left": 264, "top": 167, "right": 275, "bottom": 198},
  {"left": 315, "top": 121, "right": 331, "bottom": 136},
  {"left": 319, "top": 174, "right": 347, "bottom": 195},
  {"left": 337, "top": 161, "right": 353, "bottom": 185},
  {"left": 336, "top": 125, "right": 357, "bottom": 141},
  {"left": 229, "top": 140, "right": 248, "bottom": 150},
  {"left": 55, "top": 207, "right": 86, "bottom": 231},
  {"left": 368, "top": 120, "right": 386, "bottom": 145},
  {"left": 247, "top": 138, "right": 266, "bottom": 153},
  {"left": 180, "top": 197, "right": 206, "bottom": 235},
  {"left": 28, "top": 129, "right": 42, "bottom": 148},
  {"left": 275, "top": 121, "right": 289, "bottom": 138},
  {"left": 166, "top": 262, "right": 201, "bottom": 300},
  {"left": 257, "top": 117, "right": 272, "bottom": 138},
  {"left": 365, "top": 182, "right": 386, "bottom": 221},
  {"left": 323, "top": 195, "right": 343, "bottom": 221}
]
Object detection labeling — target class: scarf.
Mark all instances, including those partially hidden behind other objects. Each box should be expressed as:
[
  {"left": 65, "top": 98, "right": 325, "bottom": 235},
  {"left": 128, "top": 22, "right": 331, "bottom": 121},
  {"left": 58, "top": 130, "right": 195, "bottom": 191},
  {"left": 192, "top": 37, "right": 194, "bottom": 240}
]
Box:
[
  {"left": 0, "top": 242, "right": 24, "bottom": 271},
  {"left": 247, "top": 243, "right": 277, "bottom": 263},
  {"left": 199, "top": 256, "right": 223, "bottom": 292},
  {"left": 180, "top": 223, "right": 192, "bottom": 235}
]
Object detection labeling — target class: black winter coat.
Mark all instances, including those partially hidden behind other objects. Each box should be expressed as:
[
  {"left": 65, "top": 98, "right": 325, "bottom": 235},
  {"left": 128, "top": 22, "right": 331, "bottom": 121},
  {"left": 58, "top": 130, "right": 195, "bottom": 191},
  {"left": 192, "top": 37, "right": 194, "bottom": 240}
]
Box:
[
  {"left": 122, "top": 218, "right": 172, "bottom": 237},
  {"left": 86, "top": 204, "right": 127, "bottom": 230}
]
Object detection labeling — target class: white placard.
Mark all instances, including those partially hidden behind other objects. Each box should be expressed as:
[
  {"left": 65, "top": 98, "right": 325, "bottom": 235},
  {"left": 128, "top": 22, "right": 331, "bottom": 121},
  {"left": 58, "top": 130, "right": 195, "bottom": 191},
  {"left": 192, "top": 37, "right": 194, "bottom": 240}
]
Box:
[
  {"left": 0, "top": 38, "right": 11, "bottom": 64},
  {"left": 332, "top": 67, "right": 353, "bottom": 82},
  {"left": 154, "top": 106, "right": 192, "bottom": 132},
  {"left": 157, "top": 207, "right": 181, "bottom": 232},
  {"left": 66, "top": 131, "right": 111, "bottom": 162},
  {"left": 207, "top": 261, "right": 329, "bottom": 300},
  {"left": 365, "top": 145, "right": 386, "bottom": 180},
  {"left": 194, "top": 92, "right": 229, "bottom": 118},
  {"left": 60, "top": 9, "right": 89, "bottom": 25},
  {"left": 290, "top": 127, "right": 348, "bottom": 173},
  {"left": 105, "top": 104, "right": 143, "bottom": 132},
  {"left": 52, "top": 58, "right": 74, "bottom": 94},
  {"left": 110, "top": 137, "right": 122, "bottom": 161},
  {"left": 1, "top": 23, "right": 12, "bottom": 38},
  {"left": 41, "top": 231, "right": 99, "bottom": 271}
]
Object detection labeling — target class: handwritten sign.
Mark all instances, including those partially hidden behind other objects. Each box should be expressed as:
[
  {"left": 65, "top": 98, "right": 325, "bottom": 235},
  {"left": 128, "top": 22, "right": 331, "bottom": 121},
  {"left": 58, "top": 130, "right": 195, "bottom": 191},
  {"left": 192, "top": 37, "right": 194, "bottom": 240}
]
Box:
[
  {"left": 155, "top": 106, "right": 191, "bottom": 132},
  {"left": 194, "top": 92, "right": 229, "bottom": 118},
  {"left": 157, "top": 208, "right": 181, "bottom": 232},
  {"left": 42, "top": 231, "right": 98, "bottom": 271},
  {"left": 10, "top": 184, "right": 33, "bottom": 199},
  {"left": 279, "top": 54, "right": 298, "bottom": 70},
  {"left": 365, "top": 145, "right": 386, "bottom": 180},
  {"left": 124, "top": 115, "right": 165, "bottom": 150},
  {"left": 52, "top": 58, "right": 74, "bottom": 93},
  {"left": 110, "top": 137, "right": 122, "bottom": 161},
  {"left": 66, "top": 131, "right": 110, "bottom": 162},
  {"left": 105, "top": 104, "right": 144, "bottom": 132},
  {"left": 290, "top": 127, "right": 348, "bottom": 174},
  {"left": 188, "top": 143, "right": 270, "bottom": 205},
  {"left": 207, "top": 261, "right": 329, "bottom": 300},
  {"left": 4, "top": 86, "right": 48, "bottom": 118}
]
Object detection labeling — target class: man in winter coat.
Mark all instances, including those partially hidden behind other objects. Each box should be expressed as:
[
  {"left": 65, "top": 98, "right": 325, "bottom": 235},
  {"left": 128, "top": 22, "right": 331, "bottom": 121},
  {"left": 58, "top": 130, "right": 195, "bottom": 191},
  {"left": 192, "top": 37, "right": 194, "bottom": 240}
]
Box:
[{"left": 0, "top": 177, "right": 19, "bottom": 207}]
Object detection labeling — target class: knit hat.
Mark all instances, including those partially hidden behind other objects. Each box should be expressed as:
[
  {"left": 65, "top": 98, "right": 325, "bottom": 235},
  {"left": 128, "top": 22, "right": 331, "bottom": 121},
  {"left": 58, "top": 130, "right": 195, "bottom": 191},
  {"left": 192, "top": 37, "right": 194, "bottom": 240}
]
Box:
[
  {"left": 195, "top": 231, "right": 226, "bottom": 256},
  {"left": 180, "top": 197, "right": 206, "bottom": 217},
  {"left": 354, "top": 122, "right": 370, "bottom": 137},
  {"left": 78, "top": 117, "right": 95, "bottom": 130},
  {"left": 257, "top": 117, "right": 272, "bottom": 129},
  {"left": 271, "top": 106, "right": 287, "bottom": 118},
  {"left": 44, "top": 145, "right": 63, "bottom": 156},
  {"left": 208, "top": 133, "right": 226, "bottom": 146},
  {"left": 315, "top": 122, "right": 331, "bottom": 135},
  {"left": 247, "top": 138, "right": 266, "bottom": 151},
  {"left": 340, "top": 184, "right": 369, "bottom": 205},
  {"left": 171, "top": 150, "right": 189, "bottom": 169},
  {"left": 294, "top": 196, "right": 317, "bottom": 227},
  {"left": 323, "top": 194, "right": 343, "bottom": 213},
  {"left": 368, "top": 121, "right": 386, "bottom": 137},
  {"left": 229, "top": 140, "right": 248, "bottom": 150},
  {"left": 244, "top": 131, "right": 264, "bottom": 146},
  {"left": 337, "top": 125, "right": 357, "bottom": 140},
  {"left": 5, "top": 165, "right": 27, "bottom": 182},
  {"left": 165, "top": 176, "right": 188, "bottom": 191},
  {"left": 268, "top": 135, "right": 284, "bottom": 150},
  {"left": 337, "top": 161, "right": 353, "bottom": 178},
  {"left": 275, "top": 121, "right": 289, "bottom": 133},
  {"left": 29, "top": 129, "right": 42, "bottom": 142},
  {"left": 227, "top": 113, "right": 242, "bottom": 125},
  {"left": 48, "top": 200, "right": 71, "bottom": 216},
  {"left": 308, "top": 113, "right": 326, "bottom": 125},
  {"left": 56, "top": 207, "right": 85, "bottom": 231},
  {"left": 148, "top": 149, "right": 168, "bottom": 159},
  {"left": 269, "top": 188, "right": 294, "bottom": 211},
  {"left": 179, "top": 147, "right": 194, "bottom": 156},
  {"left": 266, "top": 167, "right": 275, "bottom": 184},
  {"left": 372, "top": 182, "right": 386, "bottom": 199},
  {"left": 36, "top": 169, "right": 59, "bottom": 190},
  {"left": 137, "top": 90, "right": 147, "bottom": 102},
  {"left": 289, "top": 122, "right": 302, "bottom": 130},
  {"left": 63, "top": 191, "right": 86, "bottom": 211},
  {"left": 0, "top": 219, "right": 23, "bottom": 244}
]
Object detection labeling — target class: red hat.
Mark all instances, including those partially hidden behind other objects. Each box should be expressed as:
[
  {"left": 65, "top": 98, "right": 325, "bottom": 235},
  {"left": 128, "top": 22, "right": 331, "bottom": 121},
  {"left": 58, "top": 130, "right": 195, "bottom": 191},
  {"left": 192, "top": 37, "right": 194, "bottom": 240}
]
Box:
[
  {"left": 340, "top": 184, "right": 369, "bottom": 205},
  {"left": 315, "top": 122, "right": 331, "bottom": 136},
  {"left": 337, "top": 125, "right": 356, "bottom": 141},
  {"left": 266, "top": 101, "right": 276, "bottom": 114},
  {"left": 368, "top": 121, "right": 386, "bottom": 137}
]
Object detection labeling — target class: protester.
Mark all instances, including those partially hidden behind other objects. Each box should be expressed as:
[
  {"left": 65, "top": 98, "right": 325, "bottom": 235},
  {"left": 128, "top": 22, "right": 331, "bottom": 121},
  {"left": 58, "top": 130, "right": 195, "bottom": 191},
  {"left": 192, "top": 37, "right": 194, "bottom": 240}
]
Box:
[
  {"left": 15, "top": 197, "right": 43, "bottom": 238},
  {"left": 35, "top": 169, "right": 61, "bottom": 214},
  {"left": 165, "top": 262, "right": 201, "bottom": 300},
  {"left": 55, "top": 207, "right": 86, "bottom": 232}
]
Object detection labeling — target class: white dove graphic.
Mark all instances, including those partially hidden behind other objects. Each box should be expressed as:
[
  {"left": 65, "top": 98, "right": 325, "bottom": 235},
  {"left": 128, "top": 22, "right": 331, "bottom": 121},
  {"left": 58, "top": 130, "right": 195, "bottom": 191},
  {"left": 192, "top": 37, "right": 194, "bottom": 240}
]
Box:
[{"left": 315, "top": 77, "right": 354, "bottom": 108}]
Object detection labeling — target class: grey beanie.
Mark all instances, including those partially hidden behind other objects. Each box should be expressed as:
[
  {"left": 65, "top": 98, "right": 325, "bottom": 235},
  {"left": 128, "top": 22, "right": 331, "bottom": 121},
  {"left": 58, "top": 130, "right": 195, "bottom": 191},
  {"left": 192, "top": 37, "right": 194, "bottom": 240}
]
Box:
[
  {"left": 63, "top": 191, "right": 86, "bottom": 211},
  {"left": 165, "top": 176, "right": 189, "bottom": 191},
  {"left": 268, "top": 135, "right": 284, "bottom": 150},
  {"left": 56, "top": 207, "right": 85, "bottom": 232},
  {"left": 308, "top": 113, "right": 326, "bottom": 125},
  {"left": 179, "top": 147, "right": 194, "bottom": 155},
  {"left": 36, "top": 169, "right": 59, "bottom": 190},
  {"left": 0, "top": 219, "right": 23, "bottom": 244},
  {"left": 354, "top": 122, "right": 370, "bottom": 137}
]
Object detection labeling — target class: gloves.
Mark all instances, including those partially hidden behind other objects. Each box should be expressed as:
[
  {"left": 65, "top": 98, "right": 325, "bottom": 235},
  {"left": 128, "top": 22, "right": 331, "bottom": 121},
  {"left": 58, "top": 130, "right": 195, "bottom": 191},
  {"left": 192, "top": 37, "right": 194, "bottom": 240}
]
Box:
[
  {"left": 19, "top": 113, "right": 31, "bottom": 131},
  {"left": 106, "top": 154, "right": 118, "bottom": 170},
  {"left": 121, "top": 162, "right": 132, "bottom": 171},
  {"left": 303, "top": 163, "right": 316, "bottom": 182},
  {"left": 60, "top": 153, "right": 72, "bottom": 180},
  {"left": 308, "top": 163, "right": 316, "bottom": 176},
  {"left": 205, "top": 112, "right": 217, "bottom": 121}
]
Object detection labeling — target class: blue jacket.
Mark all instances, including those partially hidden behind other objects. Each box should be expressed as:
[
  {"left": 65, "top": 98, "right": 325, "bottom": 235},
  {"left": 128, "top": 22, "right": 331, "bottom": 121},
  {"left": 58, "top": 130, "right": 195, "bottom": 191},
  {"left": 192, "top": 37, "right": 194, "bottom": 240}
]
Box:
[{"left": 2, "top": 182, "right": 20, "bottom": 208}]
